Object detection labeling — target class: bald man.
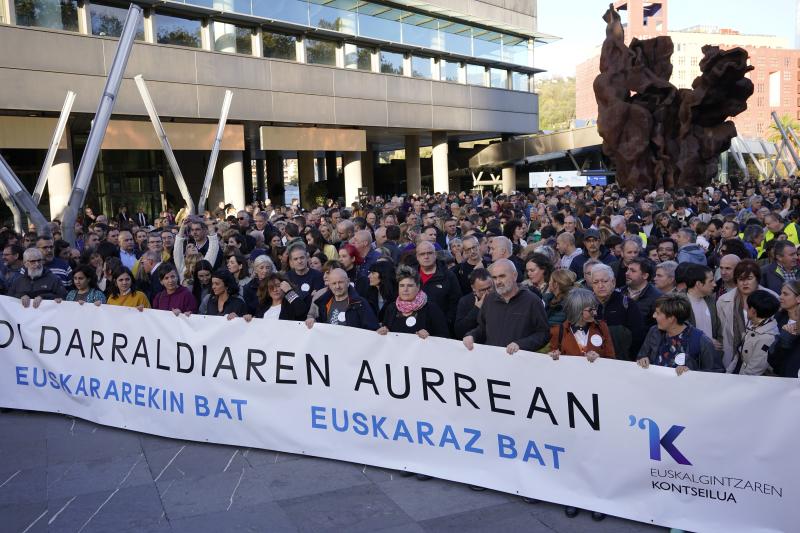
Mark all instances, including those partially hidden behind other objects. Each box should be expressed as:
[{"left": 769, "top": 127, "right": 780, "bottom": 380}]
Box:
[
  {"left": 716, "top": 254, "right": 741, "bottom": 298},
  {"left": 464, "top": 259, "right": 549, "bottom": 354},
  {"left": 305, "top": 268, "right": 378, "bottom": 331},
  {"left": 352, "top": 229, "right": 380, "bottom": 278}
]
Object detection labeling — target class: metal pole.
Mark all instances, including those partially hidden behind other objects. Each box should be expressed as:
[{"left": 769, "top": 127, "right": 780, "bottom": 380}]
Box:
[
  {"left": 767, "top": 141, "right": 785, "bottom": 180},
  {"left": 0, "top": 153, "right": 51, "bottom": 237},
  {"left": 134, "top": 75, "right": 196, "bottom": 215},
  {"left": 771, "top": 111, "right": 800, "bottom": 169},
  {"left": 197, "top": 90, "right": 233, "bottom": 214},
  {"left": 757, "top": 138, "right": 778, "bottom": 178},
  {"left": 33, "top": 91, "right": 76, "bottom": 205},
  {"left": 61, "top": 4, "right": 143, "bottom": 245},
  {"left": 0, "top": 177, "right": 23, "bottom": 234}
]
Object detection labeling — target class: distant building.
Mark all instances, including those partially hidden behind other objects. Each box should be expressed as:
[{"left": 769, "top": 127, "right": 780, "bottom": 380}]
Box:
[{"left": 575, "top": 0, "right": 800, "bottom": 138}]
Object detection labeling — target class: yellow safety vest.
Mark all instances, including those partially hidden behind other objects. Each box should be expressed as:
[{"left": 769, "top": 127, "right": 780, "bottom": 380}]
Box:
[{"left": 765, "top": 223, "right": 800, "bottom": 246}]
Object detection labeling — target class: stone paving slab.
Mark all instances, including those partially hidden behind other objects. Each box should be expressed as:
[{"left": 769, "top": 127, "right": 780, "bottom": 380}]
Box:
[{"left": 0, "top": 410, "right": 662, "bottom": 532}]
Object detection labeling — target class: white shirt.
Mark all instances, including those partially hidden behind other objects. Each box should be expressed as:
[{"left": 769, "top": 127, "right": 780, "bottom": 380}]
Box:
[
  {"left": 560, "top": 248, "right": 583, "bottom": 269},
  {"left": 688, "top": 293, "right": 713, "bottom": 340},
  {"left": 263, "top": 304, "right": 282, "bottom": 320}
]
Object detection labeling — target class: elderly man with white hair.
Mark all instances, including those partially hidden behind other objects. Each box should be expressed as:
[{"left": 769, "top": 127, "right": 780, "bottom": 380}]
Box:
[
  {"left": 489, "top": 235, "right": 524, "bottom": 281},
  {"left": 9, "top": 247, "right": 66, "bottom": 306},
  {"left": 590, "top": 263, "right": 644, "bottom": 361},
  {"left": 463, "top": 258, "right": 549, "bottom": 355}
]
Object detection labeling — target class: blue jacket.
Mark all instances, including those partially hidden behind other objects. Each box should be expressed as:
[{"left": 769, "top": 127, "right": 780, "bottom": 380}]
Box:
[{"left": 677, "top": 244, "right": 707, "bottom": 266}]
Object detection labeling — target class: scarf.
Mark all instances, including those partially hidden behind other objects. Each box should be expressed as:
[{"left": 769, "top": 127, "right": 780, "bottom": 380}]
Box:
[{"left": 396, "top": 290, "right": 427, "bottom": 314}]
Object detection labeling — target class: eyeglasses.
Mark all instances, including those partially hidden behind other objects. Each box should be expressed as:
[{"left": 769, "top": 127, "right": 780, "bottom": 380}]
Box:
[
  {"left": 417, "top": 251, "right": 435, "bottom": 256},
  {"left": 26, "top": 259, "right": 43, "bottom": 264}
]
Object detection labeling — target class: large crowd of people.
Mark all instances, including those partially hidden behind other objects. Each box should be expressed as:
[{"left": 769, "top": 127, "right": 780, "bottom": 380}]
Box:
[{"left": 3, "top": 179, "right": 800, "bottom": 521}]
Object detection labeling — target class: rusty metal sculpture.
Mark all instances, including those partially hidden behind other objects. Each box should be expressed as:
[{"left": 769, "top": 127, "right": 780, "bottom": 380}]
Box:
[{"left": 594, "top": 4, "right": 754, "bottom": 190}]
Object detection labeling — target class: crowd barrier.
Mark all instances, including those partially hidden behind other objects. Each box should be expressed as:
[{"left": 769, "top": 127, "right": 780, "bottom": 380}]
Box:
[{"left": 0, "top": 296, "right": 796, "bottom": 532}]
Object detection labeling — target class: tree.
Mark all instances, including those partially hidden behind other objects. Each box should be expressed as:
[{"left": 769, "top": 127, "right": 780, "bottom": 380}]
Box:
[
  {"left": 768, "top": 113, "right": 800, "bottom": 146},
  {"left": 535, "top": 76, "right": 576, "bottom": 132}
]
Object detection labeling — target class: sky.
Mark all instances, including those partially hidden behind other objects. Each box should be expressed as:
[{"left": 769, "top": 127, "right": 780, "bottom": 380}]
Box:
[{"left": 536, "top": 0, "right": 797, "bottom": 77}]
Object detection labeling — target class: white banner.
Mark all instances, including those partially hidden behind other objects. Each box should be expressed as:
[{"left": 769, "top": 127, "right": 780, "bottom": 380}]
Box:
[
  {"left": 529, "top": 171, "right": 586, "bottom": 188},
  {"left": 0, "top": 296, "right": 797, "bottom": 532}
]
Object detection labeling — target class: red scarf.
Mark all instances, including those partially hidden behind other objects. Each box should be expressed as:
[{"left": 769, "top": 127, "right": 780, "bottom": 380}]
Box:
[{"left": 396, "top": 291, "right": 427, "bottom": 314}]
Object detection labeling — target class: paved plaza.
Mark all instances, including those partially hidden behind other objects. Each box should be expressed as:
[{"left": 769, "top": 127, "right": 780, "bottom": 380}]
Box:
[{"left": 0, "top": 410, "right": 662, "bottom": 533}]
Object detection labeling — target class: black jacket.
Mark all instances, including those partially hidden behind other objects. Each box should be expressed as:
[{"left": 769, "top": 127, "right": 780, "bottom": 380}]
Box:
[
  {"left": 382, "top": 300, "right": 450, "bottom": 338},
  {"left": 203, "top": 295, "right": 249, "bottom": 317},
  {"left": 624, "top": 284, "right": 662, "bottom": 329},
  {"left": 769, "top": 312, "right": 800, "bottom": 378},
  {"left": 255, "top": 289, "right": 309, "bottom": 321},
  {"left": 454, "top": 292, "right": 481, "bottom": 340},
  {"left": 8, "top": 270, "right": 67, "bottom": 300},
  {"left": 452, "top": 261, "right": 478, "bottom": 295},
  {"left": 420, "top": 262, "right": 462, "bottom": 329},
  {"left": 356, "top": 278, "right": 396, "bottom": 323},
  {"left": 596, "top": 290, "right": 644, "bottom": 361},
  {"left": 316, "top": 287, "right": 379, "bottom": 331},
  {"left": 466, "top": 289, "right": 549, "bottom": 352},
  {"left": 570, "top": 248, "right": 618, "bottom": 281}
]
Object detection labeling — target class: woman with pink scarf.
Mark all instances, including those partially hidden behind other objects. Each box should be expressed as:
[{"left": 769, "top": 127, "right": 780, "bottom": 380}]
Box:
[{"left": 377, "top": 266, "right": 450, "bottom": 339}]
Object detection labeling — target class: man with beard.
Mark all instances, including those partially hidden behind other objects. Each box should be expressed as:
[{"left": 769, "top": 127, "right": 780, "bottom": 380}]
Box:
[
  {"left": 9, "top": 248, "right": 66, "bottom": 305},
  {"left": 463, "top": 259, "right": 549, "bottom": 355}
]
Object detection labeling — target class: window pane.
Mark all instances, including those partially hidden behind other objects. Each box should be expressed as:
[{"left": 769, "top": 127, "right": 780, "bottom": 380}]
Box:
[
  {"left": 512, "top": 72, "right": 529, "bottom": 92},
  {"left": 439, "top": 22, "right": 471, "bottom": 56},
  {"left": 89, "top": 2, "right": 144, "bottom": 40},
  {"left": 401, "top": 11, "right": 440, "bottom": 49},
  {"left": 309, "top": 0, "right": 356, "bottom": 34},
  {"left": 213, "top": 22, "right": 252, "bottom": 54},
  {"left": 305, "top": 38, "right": 337, "bottom": 66},
  {"left": 344, "top": 43, "right": 372, "bottom": 70},
  {"left": 440, "top": 60, "right": 460, "bottom": 82},
  {"left": 185, "top": 0, "right": 213, "bottom": 8},
  {"left": 14, "top": 0, "right": 78, "bottom": 31},
  {"left": 255, "top": 0, "right": 308, "bottom": 25},
  {"left": 466, "top": 64, "right": 485, "bottom": 86},
  {"left": 473, "top": 29, "right": 502, "bottom": 61},
  {"left": 379, "top": 51, "right": 404, "bottom": 75},
  {"left": 490, "top": 68, "right": 506, "bottom": 88},
  {"left": 155, "top": 13, "right": 202, "bottom": 48},
  {"left": 263, "top": 31, "right": 297, "bottom": 60},
  {"left": 411, "top": 56, "right": 432, "bottom": 79},
  {"left": 357, "top": 3, "right": 401, "bottom": 42},
  {"left": 503, "top": 35, "right": 529, "bottom": 66}
]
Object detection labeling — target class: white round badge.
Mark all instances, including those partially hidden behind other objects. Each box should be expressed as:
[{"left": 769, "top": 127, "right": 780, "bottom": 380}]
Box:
[
  {"left": 301, "top": 283, "right": 310, "bottom": 292},
  {"left": 338, "top": 312, "right": 346, "bottom": 322},
  {"left": 406, "top": 316, "right": 417, "bottom": 327},
  {"left": 675, "top": 353, "right": 686, "bottom": 366},
  {"left": 590, "top": 334, "right": 603, "bottom": 346}
]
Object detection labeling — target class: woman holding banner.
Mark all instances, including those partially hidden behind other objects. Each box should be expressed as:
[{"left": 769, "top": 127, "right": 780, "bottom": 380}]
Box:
[
  {"left": 243, "top": 273, "right": 308, "bottom": 321},
  {"left": 201, "top": 270, "right": 248, "bottom": 319},
  {"left": 548, "top": 288, "right": 615, "bottom": 362},
  {"left": 377, "top": 266, "right": 449, "bottom": 339},
  {"left": 768, "top": 280, "right": 800, "bottom": 378},
  {"left": 64, "top": 264, "right": 107, "bottom": 305},
  {"left": 106, "top": 267, "right": 150, "bottom": 311}
]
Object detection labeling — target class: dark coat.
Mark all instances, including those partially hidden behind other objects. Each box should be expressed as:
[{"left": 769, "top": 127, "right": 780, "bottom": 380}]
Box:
[
  {"left": 466, "top": 289, "right": 549, "bottom": 352},
  {"left": 420, "top": 262, "right": 462, "bottom": 329},
  {"left": 382, "top": 300, "right": 450, "bottom": 338},
  {"left": 454, "top": 292, "right": 481, "bottom": 340},
  {"left": 356, "top": 278, "right": 396, "bottom": 323},
  {"left": 8, "top": 270, "right": 67, "bottom": 300},
  {"left": 203, "top": 295, "right": 249, "bottom": 317},
  {"left": 637, "top": 325, "right": 724, "bottom": 372},
  {"left": 625, "top": 284, "right": 662, "bottom": 329},
  {"left": 768, "top": 312, "right": 800, "bottom": 378},
  {"left": 596, "top": 290, "right": 644, "bottom": 361},
  {"left": 315, "top": 287, "right": 379, "bottom": 331},
  {"left": 569, "top": 248, "right": 618, "bottom": 281},
  {"left": 760, "top": 263, "right": 798, "bottom": 295},
  {"left": 255, "top": 289, "right": 309, "bottom": 321}
]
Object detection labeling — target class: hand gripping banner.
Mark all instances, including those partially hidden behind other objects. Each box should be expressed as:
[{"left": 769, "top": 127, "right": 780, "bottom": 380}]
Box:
[{"left": 0, "top": 297, "right": 797, "bottom": 532}]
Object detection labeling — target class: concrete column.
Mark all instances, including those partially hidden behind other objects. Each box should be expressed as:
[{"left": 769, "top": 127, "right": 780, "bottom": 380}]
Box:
[
  {"left": 221, "top": 151, "right": 245, "bottom": 210},
  {"left": 432, "top": 131, "right": 449, "bottom": 194},
  {"left": 3, "top": 0, "right": 17, "bottom": 25},
  {"left": 47, "top": 149, "right": 74, "bottom": 221},
  {"left": 266, "top": 151, "right": 285, "bottom": 206},
  {"left": 405, "top": 134, "right": 421, "bottom": 196},
  {"left": 298, "top": 151, "right": 315, "bottom": 209},
  {"left": 402, "top": 54, "right": 412, "bottom": 77},
  {"left": 252, "top": 27, "right": 263, "bottom": 57},
  {"left": 370, "top": 49, "right": 380, "bottom": 72},
  {"left": 77, "top": 0, "right": 90, "bottom": 34},
  {"left": 501, "top": 166, "right": 516, "bottom": 194},
  {"left": 343, "top": 152, "right": 362, "bottom": 206},
  {"left": 296, "top": 36, "right": 306, "bottom": 63},
  {"left": 143, "top": 8, "right": 155, "bottom": 43},
  {"left": 200, "top": 18, "right": 212, "bottom": 51}
]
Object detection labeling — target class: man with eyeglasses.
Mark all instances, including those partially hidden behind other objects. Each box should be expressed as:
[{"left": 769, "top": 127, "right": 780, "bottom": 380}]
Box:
[
  {"left": 452, "top": 235, "right": 484, "bottom": 294},
  {"left": 9, "top": 248, "right": 66, "bottom": 305},
  {"left": 36, "top": 236, "right": 72, "bottom": 289},
  {"left": 190, "top": 219, "right": 221, "bottom": 268},
  {"left": 416, "top": 241, "right": 462, "bottom": 334},
  {"left": 236, "top": 211, "right": 256, "bottom": 253}
]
